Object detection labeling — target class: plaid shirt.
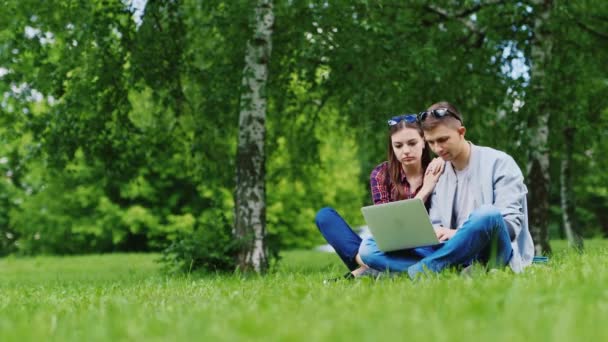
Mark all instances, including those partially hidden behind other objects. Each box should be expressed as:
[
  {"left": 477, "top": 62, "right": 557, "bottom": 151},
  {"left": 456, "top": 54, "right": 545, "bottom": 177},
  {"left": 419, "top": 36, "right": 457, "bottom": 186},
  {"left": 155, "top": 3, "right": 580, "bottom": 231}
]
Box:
[{"left": 370, "top": 162, "right": 421, "bottom": 205}]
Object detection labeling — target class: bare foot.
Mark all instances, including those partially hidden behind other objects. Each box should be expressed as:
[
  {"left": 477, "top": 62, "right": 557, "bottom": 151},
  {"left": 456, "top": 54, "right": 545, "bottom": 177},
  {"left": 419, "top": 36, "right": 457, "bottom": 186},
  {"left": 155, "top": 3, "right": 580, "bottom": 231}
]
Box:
[{"left": 350, "top": 265, "right": 369, "bottom": 277}]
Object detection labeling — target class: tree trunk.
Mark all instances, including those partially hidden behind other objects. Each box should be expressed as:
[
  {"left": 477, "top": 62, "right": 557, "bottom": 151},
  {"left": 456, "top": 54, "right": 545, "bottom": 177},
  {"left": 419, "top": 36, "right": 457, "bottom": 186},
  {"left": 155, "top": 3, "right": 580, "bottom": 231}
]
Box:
[
  {"left": 234, "top": 0, "right": 274, "bottom": 273},
  {"left": 526, "top": 0, "right": 553, "bottom": 255},
  {"left": 560, "top": 127, "right": 584, "bottom": 251}
]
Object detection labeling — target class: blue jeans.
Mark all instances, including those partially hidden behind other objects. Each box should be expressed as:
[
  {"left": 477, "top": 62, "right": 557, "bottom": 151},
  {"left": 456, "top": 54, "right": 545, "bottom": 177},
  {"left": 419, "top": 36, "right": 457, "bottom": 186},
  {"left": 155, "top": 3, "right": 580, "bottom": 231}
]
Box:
[
  {"left": 358, "top": 205, "right": 514, "bottom": 279},
  {"left": 315, "top": 207, "right": 363, "bottom": 271}
]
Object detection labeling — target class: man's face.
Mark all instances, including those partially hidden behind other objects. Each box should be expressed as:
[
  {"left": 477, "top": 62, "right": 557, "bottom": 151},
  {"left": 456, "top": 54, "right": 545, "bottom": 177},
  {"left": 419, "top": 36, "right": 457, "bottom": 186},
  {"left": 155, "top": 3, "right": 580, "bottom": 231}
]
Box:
[{"left": 423, "top": 124, "right": 466, "bottom": 161}]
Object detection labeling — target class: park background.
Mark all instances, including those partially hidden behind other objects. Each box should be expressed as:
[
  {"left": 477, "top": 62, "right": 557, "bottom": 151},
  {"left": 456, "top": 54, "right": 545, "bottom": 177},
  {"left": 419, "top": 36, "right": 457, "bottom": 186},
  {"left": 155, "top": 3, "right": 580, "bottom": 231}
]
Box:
[
  {"left": 1, "top": 0, "right": 607, "bottom": 269},
  {"left": 2, "top": 0, "right": 608, "bottom": 341}
]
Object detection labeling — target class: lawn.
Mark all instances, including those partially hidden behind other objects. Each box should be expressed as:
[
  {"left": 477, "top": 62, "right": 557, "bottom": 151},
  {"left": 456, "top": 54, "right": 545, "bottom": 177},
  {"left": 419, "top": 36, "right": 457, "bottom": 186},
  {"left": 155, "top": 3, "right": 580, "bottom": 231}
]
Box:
[{"left": 1, "top": 240, "right": 607, "bottom": 341}]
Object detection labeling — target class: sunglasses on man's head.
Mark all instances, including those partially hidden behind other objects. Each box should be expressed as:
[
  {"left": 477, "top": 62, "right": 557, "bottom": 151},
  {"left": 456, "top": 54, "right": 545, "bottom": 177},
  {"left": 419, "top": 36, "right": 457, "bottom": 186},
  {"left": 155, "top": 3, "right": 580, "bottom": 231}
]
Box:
[
  {"left": 417, "top": 108, "right": 463, "bottom": 124},
  {"left": 387, "top": 114, "right": 418, "bottom": 126}
]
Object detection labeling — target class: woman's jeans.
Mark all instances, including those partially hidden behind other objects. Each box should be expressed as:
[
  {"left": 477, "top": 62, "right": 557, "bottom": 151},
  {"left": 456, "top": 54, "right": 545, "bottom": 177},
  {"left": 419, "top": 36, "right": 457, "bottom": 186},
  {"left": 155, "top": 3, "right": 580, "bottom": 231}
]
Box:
[
  {"left": 315, "top": 205, "right": 513, "bottom": 279},
  {"left": 315, "top": 207, "right": 363, "bottom": 271}
]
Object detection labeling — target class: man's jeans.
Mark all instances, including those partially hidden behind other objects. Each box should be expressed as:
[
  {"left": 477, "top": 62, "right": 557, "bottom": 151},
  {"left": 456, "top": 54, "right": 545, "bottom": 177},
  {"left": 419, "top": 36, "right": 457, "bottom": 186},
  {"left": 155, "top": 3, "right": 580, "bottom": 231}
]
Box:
[
  {"left": 316, "top": 205, "right": 513, "bottom": 278},
  {"left": 359, "top": 205, "right": 513, "bottom": 279}
]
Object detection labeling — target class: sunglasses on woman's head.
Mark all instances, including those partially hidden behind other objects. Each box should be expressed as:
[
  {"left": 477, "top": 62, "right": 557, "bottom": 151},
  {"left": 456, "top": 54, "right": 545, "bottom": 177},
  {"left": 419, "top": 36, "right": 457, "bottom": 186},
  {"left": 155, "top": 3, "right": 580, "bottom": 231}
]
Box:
[
  {"left": 387, "top": 114, "right": 418, "bottom": 126},
  {"left": 417, "top": 108, "right": 463, "bottom": 124}
]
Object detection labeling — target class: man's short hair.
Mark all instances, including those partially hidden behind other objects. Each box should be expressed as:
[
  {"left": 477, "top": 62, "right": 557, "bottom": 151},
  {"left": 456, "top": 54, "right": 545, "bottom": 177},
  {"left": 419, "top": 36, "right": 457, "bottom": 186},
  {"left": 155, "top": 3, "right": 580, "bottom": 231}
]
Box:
[{"left": 420, "top": 101, "right": 464, "bottom": 131}]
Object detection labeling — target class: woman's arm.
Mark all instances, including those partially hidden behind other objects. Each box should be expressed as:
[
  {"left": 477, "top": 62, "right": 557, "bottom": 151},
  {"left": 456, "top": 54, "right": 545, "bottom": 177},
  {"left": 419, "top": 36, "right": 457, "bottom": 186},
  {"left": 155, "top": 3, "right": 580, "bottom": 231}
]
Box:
[{"left": 369, "top": 162, "right": 391, "bottom": 205}]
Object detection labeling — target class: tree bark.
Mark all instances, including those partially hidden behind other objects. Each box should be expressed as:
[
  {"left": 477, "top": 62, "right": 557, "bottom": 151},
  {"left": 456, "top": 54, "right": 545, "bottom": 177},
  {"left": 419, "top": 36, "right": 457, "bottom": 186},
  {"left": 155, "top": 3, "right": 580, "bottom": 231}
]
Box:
[
  {"left": 234, "top": 0, "right": 274, "bottom": 273},
  {"left": 527, "top": 0, "right": 553, "bottom": 255},
  {"left": 560, "top": 127, "right": 584, "bottom": 251}
]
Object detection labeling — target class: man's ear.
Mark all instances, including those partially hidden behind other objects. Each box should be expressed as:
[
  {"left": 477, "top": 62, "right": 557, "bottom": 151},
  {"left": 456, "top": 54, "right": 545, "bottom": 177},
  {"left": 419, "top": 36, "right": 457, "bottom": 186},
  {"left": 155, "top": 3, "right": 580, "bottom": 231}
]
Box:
[{"left": 458, "top": 126, "right": 466, "bottom": 138}]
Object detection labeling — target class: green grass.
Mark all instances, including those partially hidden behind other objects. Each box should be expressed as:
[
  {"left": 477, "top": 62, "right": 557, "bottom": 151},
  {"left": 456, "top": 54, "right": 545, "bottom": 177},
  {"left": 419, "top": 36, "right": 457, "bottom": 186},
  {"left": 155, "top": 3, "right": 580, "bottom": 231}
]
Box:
[{"left": 1, "top": 240, "right": 607, "bottom": 341}]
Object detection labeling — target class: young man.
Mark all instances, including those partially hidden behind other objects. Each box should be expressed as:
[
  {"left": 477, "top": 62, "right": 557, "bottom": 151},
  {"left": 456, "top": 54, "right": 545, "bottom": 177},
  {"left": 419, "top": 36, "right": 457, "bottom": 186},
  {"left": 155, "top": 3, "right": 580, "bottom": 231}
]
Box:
[{"left": 358, "top": 101, "right": 535, "bottom": 279}]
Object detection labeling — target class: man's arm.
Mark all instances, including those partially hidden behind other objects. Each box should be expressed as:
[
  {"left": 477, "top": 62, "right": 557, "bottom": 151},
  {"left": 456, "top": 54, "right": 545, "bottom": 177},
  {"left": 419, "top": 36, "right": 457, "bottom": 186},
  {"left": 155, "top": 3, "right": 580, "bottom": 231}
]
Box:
[
  {"left": 493, "top": 154, "right": 527, "bottom": 241},
  {"left": 428, "top": 191, "right": 444, "bottom": 226},
  {"left": 427, "top": 172, "right": 448, "bottom": 230}
]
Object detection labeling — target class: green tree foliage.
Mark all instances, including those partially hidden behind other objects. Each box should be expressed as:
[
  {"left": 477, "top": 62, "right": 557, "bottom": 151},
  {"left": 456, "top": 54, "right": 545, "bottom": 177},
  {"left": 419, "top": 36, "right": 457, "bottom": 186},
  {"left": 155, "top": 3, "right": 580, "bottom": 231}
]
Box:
[{"left": 0, "top": 0, "right": 242, "bottom": 257}]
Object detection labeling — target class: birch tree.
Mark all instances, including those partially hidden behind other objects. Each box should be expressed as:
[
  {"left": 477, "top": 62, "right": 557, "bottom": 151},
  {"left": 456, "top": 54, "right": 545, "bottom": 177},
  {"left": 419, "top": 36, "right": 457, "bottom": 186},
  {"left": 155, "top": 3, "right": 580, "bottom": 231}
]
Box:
[
  {"left": 526, "top": 0, "right": 553, "bottom": 255},
  {"left": 234, "top": 0, "right": 274, "bottom": 273},
  {"left": 560, "top": 127, "right": 583, "bottom": 250}
]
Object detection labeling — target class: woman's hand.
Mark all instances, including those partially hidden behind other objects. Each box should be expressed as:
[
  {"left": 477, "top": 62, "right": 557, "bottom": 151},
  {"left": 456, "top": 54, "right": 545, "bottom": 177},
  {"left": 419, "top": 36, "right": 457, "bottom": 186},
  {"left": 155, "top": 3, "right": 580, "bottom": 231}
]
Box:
[
  {"left": 414, "top": 158, "right": 445, "bottom": 202},
  {"left": 422, "top": 158, "right": 445, "bottom": 189}
]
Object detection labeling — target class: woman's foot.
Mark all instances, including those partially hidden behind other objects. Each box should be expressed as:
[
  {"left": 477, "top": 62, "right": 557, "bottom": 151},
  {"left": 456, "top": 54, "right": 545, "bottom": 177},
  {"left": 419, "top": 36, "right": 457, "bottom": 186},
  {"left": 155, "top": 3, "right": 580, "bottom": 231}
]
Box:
[
  {"left": 350, "top": 265, "right": 370, "bottom": 277},
  {"left": 322, "top": 271, "right": 355, "bottom": 284}
]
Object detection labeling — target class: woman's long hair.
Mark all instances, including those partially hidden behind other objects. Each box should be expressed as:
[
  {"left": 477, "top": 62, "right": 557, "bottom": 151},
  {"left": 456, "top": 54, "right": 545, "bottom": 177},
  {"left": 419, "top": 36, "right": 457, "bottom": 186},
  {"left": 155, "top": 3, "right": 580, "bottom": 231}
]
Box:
[{"left": 385, "top": 121, "right": 431, "bottom": 200}]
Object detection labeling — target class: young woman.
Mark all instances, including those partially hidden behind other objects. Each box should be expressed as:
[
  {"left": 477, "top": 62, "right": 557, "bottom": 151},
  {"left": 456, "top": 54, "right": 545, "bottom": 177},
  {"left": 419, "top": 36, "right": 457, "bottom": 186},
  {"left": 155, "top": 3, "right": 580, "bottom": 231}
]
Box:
[{"left": 315, "top": 114, "right": 444, "bottom": 280}]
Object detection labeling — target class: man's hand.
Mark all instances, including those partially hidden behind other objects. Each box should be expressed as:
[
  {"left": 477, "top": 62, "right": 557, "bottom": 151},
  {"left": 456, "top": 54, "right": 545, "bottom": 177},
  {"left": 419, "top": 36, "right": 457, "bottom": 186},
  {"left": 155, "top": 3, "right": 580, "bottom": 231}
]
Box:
[{"left": 435, "top": 227, "right": 457, "bottom": 242}]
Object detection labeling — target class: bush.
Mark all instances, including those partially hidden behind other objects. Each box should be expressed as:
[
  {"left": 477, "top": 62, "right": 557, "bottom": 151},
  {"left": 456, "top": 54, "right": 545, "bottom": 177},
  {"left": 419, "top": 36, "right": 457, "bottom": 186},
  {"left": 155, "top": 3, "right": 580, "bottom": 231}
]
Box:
[
  {"left": 159, "top": 209, "right": 240, "bottom": 273},
  {"left": 0, "top": 178, "right": 18, "bottom": 256},
  {"left": 159, "top": 201, "right": 283, "bottom": 274}
]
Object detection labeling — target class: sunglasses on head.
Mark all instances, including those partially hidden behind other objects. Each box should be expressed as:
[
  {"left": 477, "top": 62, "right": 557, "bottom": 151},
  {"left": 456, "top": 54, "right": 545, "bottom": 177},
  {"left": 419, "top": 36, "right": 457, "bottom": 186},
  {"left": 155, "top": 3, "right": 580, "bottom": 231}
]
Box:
[
  {"left": 417, "top": 108, "right": 463, "bottom": 124},
  {"left": 387, "top": 114, "right": 418, "bottom": 126}
]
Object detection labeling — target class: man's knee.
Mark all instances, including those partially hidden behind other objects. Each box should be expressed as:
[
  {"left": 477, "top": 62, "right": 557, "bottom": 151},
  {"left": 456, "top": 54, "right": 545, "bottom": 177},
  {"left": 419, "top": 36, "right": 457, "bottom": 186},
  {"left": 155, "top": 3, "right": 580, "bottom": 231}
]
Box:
[
  {"left": 460, "top": 205, "right": 509, "bottom": 241},
  {"left": 315, "top": 207, "right": 336, "bottom": 229},
  {"left": 469, "top": 205, "right": 502, "bottom": 228}
]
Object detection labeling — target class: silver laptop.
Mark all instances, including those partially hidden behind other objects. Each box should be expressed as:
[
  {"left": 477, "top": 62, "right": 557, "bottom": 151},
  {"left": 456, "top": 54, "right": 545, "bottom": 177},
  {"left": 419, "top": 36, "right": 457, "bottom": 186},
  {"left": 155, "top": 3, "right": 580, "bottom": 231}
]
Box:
[{"left": 361, "top": 198, "right": 441, "bottom": 252}]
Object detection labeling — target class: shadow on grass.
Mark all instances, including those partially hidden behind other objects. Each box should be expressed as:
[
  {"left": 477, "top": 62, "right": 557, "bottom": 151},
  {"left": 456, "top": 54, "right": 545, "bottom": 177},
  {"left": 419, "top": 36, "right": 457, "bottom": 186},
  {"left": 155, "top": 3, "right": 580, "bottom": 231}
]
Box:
[{"left": 272, "top": 250, "right": 345, "bottom": 275}]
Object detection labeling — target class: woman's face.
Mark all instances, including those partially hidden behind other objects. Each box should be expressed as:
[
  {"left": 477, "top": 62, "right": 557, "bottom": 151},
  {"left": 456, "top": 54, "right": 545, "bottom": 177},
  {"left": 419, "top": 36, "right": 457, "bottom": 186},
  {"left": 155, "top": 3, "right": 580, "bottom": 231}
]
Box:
[{"left": 391, "top": 127, "right": 425, "bottom": 167}]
